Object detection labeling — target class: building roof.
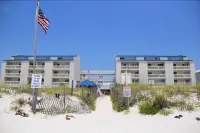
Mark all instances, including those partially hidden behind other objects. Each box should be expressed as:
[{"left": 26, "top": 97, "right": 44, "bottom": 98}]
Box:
[
  {"left": 3, "top": 55, "right": 78, "bottom": 62},
  {"left": 116, "top": 55, "right": 187, "bottom": 57},
  {"left": 116, "top": 55, "right": 193, "bottom": 61}
]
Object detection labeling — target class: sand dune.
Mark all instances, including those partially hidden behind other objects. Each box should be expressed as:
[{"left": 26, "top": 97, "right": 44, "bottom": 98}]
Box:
[{"left": 0, "top": 95, "right": 200, "bottom": 133}]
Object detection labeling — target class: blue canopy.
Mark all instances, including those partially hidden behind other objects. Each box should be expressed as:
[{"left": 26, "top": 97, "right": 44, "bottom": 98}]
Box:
[{"left": 78, "top": 79, "right": 97, "bottom": 87}]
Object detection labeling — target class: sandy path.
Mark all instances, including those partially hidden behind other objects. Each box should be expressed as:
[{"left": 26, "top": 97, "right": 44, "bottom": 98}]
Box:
[{"left": 0, "top": 95, "right": 200, "bottom": 133}]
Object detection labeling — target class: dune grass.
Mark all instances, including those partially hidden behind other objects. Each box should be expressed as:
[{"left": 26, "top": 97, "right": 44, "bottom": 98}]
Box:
[{"left": 110, "top": 84, "right": 198, "bottom": 114}]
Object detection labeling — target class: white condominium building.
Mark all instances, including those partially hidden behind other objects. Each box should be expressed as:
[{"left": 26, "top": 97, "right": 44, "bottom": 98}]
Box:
[
  {"left": 1, "top": 55, "right": 80, "bottom": 87},
  {"left": 115, "top": 55, "right": 196, "bottom": 86}
]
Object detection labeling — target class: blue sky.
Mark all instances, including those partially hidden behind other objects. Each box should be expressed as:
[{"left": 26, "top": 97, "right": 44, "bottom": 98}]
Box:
[{"left": 0, "top": 1, "right": 200, "bottom": 70}]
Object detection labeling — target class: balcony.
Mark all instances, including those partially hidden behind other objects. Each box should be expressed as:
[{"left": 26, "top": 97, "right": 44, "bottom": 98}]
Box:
[
  {"left": 52, "top": 82, "right": 69, "bottom": 85},
  {"left": 6, "top": 65, "right": 21, "bottom": 69},
  {"left": 131, "top": 74, "right": 139, "bottom": 78},
  {"left": 53, "top": 73, "right": 69, "bottom": 77},
  {"left": 154, "top": 82, "right": 166, "bottom": 85},
  {"left": 174, "top": 82, "right": 191, "bottom": 85},
  {"left": 5, "top": 81, "right": 20, "bottom": 84},
  {"left": 5, "top": 73, "right": 20, "bottom": 77},
  {"left": 148, "top": 66, "right": 165, "bottom": 69},
  {"left": 148, "top": 74, "right": 165, "bottom": 78},
  {"left": 53, "top": 65, "right": 70, "bottom": 69},
  {"left": 28, "top": 73, "right": 44, "bottom": 77},
  {"left": 121, "top": 66, "right": 139, "bottom": 69},
  {"left": 29, "top": 65, "right": 44, "bottom": 69},
  {"left": 174, "top": 74, "right": 191, "bottom": 78},
  {"left": 173, "top": 66, "right": 190, "bottom": 69}
]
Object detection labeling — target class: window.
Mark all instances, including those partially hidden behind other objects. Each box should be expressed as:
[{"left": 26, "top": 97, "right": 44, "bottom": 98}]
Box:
[
  {"left": 144, "top": 57, "right": 156, "bottom": 60},
  {"left": 28, "top": 57, "right": 34, "bottom": 60},
  {"left": 160, "top": 57, "right": 168, "bottom": 60},
  {"left": 136, "top": 57, "right": 144, "bottom": 60},
  {"left": 120, "top": 57, "right": 124, "bottom": 60},
  {"left": 170, "top": 57, "right": 182, "bottom": 60},
  {"left": 174, "top": 80, "right": 177, "bottom": 82}
]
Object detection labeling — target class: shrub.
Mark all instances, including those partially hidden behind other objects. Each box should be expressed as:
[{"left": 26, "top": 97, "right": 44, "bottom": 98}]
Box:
[
  {"left": 16, "top": 98, "right": 27, "bottom": 107},
  {"left": 159, "top": 109, "right": 173, "bottom": 116},
  {"left": 139, "top": 101, "right": 159, "bottom": 115},
  {"left": 0, "top": 94, "right": 2, "bottom": 98},
  {"left": 154, "top": 95, "right": 169, "bottom": 109}
]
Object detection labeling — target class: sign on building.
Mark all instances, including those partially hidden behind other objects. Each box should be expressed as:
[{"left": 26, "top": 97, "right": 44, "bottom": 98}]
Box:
[
  {"left": 121, "top": 73, "right": 132, "bottom": 85},
  {"left": 123, "top": 86, "right": 131, "bottom": 97},
  {"left": 31, "top": 74, "right": 42, "bottom": 88}
]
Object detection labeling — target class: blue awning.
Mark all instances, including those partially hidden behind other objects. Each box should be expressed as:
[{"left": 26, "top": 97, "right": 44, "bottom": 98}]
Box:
[{"left": 78, "top": 79, "right": 97, "bottom": 87}]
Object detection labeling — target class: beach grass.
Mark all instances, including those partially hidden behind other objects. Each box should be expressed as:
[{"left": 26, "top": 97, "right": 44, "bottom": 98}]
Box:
[{"left": 110, "top": 84, "right": 199, "bottom": 114}]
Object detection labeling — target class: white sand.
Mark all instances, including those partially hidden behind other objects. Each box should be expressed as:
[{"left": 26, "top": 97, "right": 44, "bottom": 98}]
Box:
[{"left": 0, "top": 95, "right": 200, "bottom": 133}]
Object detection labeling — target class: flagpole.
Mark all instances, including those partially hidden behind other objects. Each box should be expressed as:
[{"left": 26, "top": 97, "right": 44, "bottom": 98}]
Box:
[{"left": 32, "top": 0, "right": 40, "bottom": 114}]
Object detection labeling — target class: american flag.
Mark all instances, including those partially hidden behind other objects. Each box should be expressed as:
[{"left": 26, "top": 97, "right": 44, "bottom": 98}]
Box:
[{"left": 37, "top": 7, "right": 50, "bottom": 34}]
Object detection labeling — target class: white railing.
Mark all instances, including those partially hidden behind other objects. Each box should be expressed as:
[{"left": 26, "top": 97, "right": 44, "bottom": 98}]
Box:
[
  {"left": 174, "top": 82, "right": 191, "bottom": 85},
  {"left": 174, "top": 74, "right": 191, "bottom": 78},
  {"left": 53, "top": 65, "right": 70, "bottom": 69},
  {"left": 148, "top": 74, "right": 165, "bottom": 77},
  {"left": 131, "top": 74, "right": 139, "bottom": 78},
  {"left": 121, "top": 66, "right": 139, "bottom": 69},
  {"left": 148, "top": 66, "right": 165, "bottom": 69},
  {"left": 52, "top": 82, "right": 69, "bottom": 85},
  {"left": 28, "top": 73, "right": 44, "bottom": 77},
  {"left": 29, "top": 65, "right": 44, "bottom": 68},
  {"left": 5, "top": 81, "right": 20, "bottom": 84},
  {"left": 154, "top": 82, "right": 166, "bottom": 85},
  {"left": 53, "top": 73, "right": 69, "bottom": 77},
  {"left": 174, "top": 66, "right": 190, "bottom": 69},
  {"left": 5, "top": 73, "right": 20, "bottom": 77},
  {"left": 6, "top": 65, "right": 21, "bottom": 69}
]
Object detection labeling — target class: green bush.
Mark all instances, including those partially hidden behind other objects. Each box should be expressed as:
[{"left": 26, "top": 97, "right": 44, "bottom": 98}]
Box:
[
  {"left": 16, "top": 98, "right": 27, "bottom": 107},
  {"left": 139, "top": 101, "right": 159, "bottom": 115},
  {"left": 154, "top": 95, "right": 169, "bottom": 109},
  {"left": 0, "top": 94, "right": 2, "bottom": 98}
]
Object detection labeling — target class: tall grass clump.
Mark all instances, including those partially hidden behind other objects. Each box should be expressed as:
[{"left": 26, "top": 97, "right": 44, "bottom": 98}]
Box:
[{"left": 82, "top": 91, "right": 97, "bottom": 110}]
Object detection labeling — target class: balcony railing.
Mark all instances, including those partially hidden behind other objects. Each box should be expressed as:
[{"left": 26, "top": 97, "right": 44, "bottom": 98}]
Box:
[
  {"left": 148, "top": 74, "right": 165, "bottom": 77},
  {"left": 29, "top": 65, "right": 44, "bottom": 69},
  {"left": 28, "top": 73, "right": 44, "bottom": 77},
  {"left": 53, "top": 65, "right": 70, "bottom": 69},
  {"left": 52, "top": 82, "right": 69, "bottom": 85},
  {"left": 81, "top": 77, "right": 115, "bottom": 81},
  {"left": 154, "top": 82, "right": 166, "bottom": 85},
  {"left": 131, "top": 74, "right": 139, "bottom": 78},
  {"left": 5, "top": 73, "right": 20, "bottom": 77},
  {"left": 174, "top": 74, "right": 191, "bottom": 78},
  {"left": 148, "top": 66, "right": 165, "bottom": 69},
  {"left": 173, "top": 66, "right": 190, "bottom": 69},
  {"left": 5, "top": 81, "right": 20, "bottom": 84},
  {"left": 6, "top": 65, "right": 21, "bottom": 69},
  {"left": 174, "top": 82, "right": 191, "bottom": 85},
  {"left": 121, "top": 66, "right": 139, "bottom": 69},
  {"left": 53, "top": 73, "right": 69, "bottom": 77}
]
